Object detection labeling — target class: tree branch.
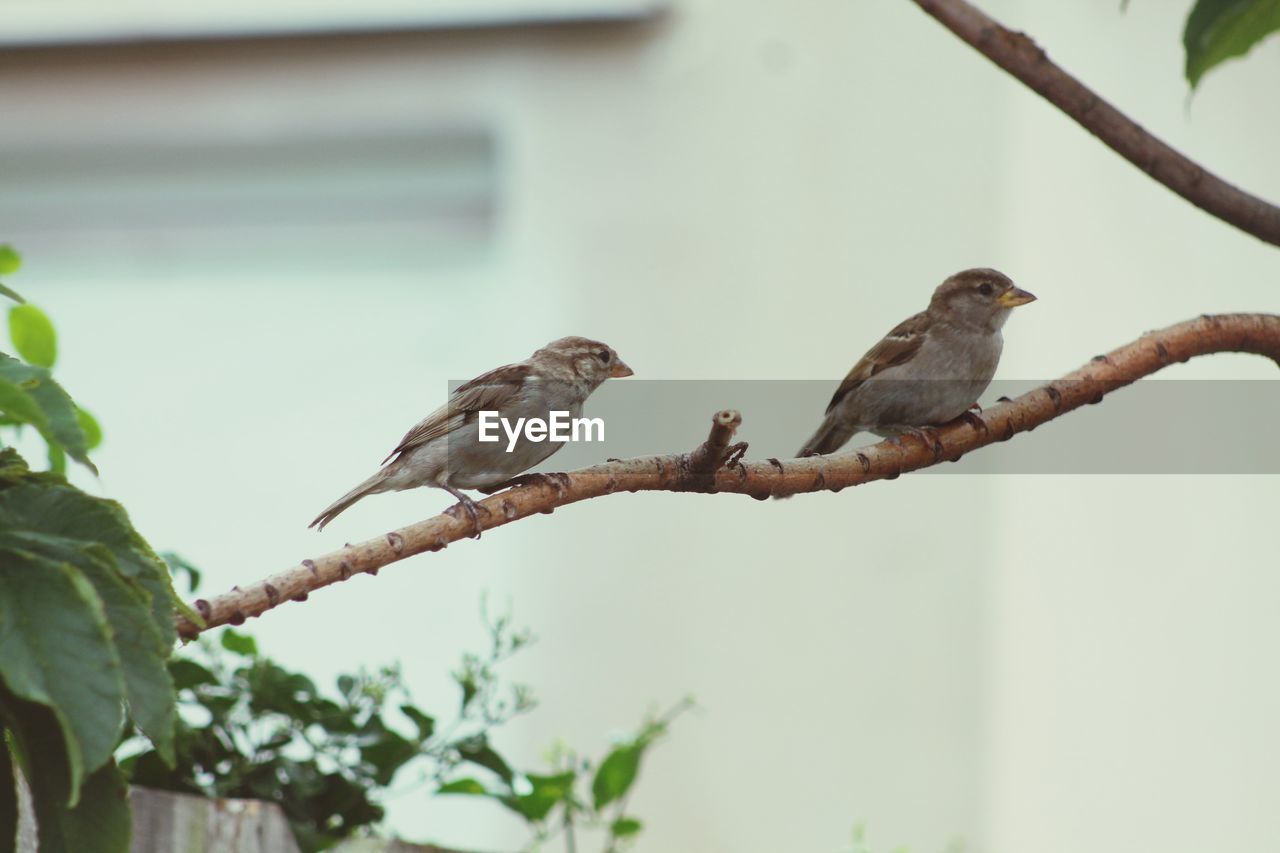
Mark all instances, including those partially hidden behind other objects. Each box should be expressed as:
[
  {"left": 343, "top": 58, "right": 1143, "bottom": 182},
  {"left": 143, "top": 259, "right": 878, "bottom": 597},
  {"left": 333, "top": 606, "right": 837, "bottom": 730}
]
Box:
[
  {"left": 178, "top": 313, "right": 1280, "bottom": 639},
  {"left": 910, "top": 0, "right": 1280, "bottom": 249}
]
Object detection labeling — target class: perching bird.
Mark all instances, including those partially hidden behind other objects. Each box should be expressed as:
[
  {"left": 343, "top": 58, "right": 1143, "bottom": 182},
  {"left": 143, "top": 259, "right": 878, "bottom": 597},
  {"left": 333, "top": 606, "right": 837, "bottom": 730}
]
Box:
[
  {"left": 310, "top": 336, "right": 632, "bottom": 531},
  {"left": 796, "top": 268, "right": 1035, "bottom": 457}
]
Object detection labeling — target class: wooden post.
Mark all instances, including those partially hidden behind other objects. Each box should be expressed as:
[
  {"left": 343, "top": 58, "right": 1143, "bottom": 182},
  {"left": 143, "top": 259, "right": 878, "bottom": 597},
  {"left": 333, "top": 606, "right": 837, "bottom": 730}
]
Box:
[{"left": 127, "top": 788, "right": 302, "bottom": 853}]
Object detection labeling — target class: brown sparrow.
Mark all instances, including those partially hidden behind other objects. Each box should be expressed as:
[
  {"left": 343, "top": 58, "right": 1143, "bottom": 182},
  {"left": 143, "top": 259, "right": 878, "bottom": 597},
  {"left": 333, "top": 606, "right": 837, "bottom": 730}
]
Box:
[
  {"left": 797, "top": 268, "right": 1035, "bottom": 457},
  {"left": 310, "top": 336, "right": 632, "bottom": 531}
]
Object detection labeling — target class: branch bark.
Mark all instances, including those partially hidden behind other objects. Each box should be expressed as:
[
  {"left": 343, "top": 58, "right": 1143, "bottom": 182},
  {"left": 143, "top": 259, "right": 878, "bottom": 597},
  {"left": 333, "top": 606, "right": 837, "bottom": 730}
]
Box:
[
  {"left": 178, "top": 313, "right": 1280, "bottom": 639},
  {"left": 910, "top": 0, "right": 1280, "bottom": 249}
]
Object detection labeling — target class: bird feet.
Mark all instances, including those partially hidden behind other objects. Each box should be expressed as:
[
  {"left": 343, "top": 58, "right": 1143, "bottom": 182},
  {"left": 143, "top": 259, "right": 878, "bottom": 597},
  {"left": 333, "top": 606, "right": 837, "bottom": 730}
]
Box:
[
  {"left": 443, "top": 487, "right": 487, "bottom": 539},
  {"left": 888, "top": 426, "right": 945, "bottom": 461},
  {"left": 889, "top": 425, "right": 937, "bottom": 446},
  {"left": 481, "top": 472, "right": 571, "bottom": 498},
  {"left": 957, "top": 409, "right": 987, "bottom": 434}
]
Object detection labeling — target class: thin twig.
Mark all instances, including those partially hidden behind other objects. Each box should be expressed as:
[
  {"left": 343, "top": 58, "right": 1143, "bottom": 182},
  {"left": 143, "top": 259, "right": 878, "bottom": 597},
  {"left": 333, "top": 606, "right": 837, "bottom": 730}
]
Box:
[
  {"left": 910, "top": 0, "right": 1280, "bottom": 248},
  {"left": 177, "top": 313, "right": 1280, "bottom": 639}
]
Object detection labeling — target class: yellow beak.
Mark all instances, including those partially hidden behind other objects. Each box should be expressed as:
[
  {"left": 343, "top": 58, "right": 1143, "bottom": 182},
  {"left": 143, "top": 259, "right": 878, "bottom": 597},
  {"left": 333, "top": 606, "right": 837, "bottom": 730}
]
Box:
[
  {"left": 609, "top": 359, "right": 634, "bottom": 378},
  {"left": 997, "top": 287, "right": 1037, "bottom": 308}
]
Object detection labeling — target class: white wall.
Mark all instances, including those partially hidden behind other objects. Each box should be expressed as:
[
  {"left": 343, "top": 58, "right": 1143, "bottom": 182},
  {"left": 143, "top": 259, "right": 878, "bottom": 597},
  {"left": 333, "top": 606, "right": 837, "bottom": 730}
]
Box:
[{"left": 2, "top": 1, "right": 1278, "bottom": 851}]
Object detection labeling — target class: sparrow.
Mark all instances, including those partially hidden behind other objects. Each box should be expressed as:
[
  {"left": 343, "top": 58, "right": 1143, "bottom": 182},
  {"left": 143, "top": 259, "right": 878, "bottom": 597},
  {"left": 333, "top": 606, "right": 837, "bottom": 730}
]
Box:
[
  {"left": 310, "top": 336, "right": 632, "bottom": 531},
  {"left": 796, "top": 268, "right": 1035, "bottom": 457}
]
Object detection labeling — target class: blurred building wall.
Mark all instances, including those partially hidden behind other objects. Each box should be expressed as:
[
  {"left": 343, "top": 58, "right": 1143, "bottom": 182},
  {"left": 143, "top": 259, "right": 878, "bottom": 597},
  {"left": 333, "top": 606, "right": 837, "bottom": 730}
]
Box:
[{"left": 1, "top": 1, "right": 1277, "bottom": 851}]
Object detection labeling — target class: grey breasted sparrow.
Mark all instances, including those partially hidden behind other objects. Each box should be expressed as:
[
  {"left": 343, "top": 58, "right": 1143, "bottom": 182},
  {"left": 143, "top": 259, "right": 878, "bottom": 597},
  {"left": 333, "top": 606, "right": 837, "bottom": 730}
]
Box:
[
  {"left": 796, "top": 268, "right": 1035, "bottom": 457},
  {"left": 310, "top": 336, "right": 632, "bottom": 531}
]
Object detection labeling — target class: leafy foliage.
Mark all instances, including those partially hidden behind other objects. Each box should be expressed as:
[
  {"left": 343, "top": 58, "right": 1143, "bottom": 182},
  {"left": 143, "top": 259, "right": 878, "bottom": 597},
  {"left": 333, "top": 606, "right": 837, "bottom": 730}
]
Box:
[
  {"left": 438, "top": 696, "right": 693, "bottom": 853},
  {"left": 1183, "top": 0, "right": 1280, "bottom": 88},
  {"left": 0, "top": 245, "right": 23, "bottom": 304},
  {"left": 119, "top": 604, "right": 539, "bottom": 852},
  {"left": 0, "top": 246, "right": 100, "bottom": 475},
  {"left": 8, "top": 304, "right": 56, "bottom": 369},
  {"left": 160, "top": 551, "right": 202, "bottom": 596},
  {"left": 120, "top": 596, "right": 685, "bottom": 853},
  {"left": 0, "top": 355, "right": 96, "bottom": 475},
  {"left": 121, "top": 632, "right": 409, "bottom": 851},
  {"left": 0, "top": 452, "right": 182, "bottom": 848},
  {"left": 0, "top": 250, "right": 182, "bottom": 853},
  {"left": 0, "top": 453, "right": 181, "bottom": 850},
  {"left": 0, "top": 247, "right": 19, "bottom": 277}
]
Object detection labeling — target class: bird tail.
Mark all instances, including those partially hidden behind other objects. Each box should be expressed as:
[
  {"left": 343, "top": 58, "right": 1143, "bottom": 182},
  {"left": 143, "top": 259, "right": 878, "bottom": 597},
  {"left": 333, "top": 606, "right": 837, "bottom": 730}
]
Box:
[
  {"left": 796, "top": 414, "right": 855, "bottom": 459},
  {"left": 309, "top": 470, "right": 391, "bottom": 531}
]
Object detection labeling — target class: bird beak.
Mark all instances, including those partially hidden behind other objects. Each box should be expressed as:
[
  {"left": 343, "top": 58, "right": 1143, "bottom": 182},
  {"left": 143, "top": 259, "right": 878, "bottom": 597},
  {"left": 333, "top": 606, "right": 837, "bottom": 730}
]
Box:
[
  {"left": 609, "top": 359, "right": 634, "bottom": 378},
  {"left": 997, "top": 287, "right": 1037, "bottom": 308}
]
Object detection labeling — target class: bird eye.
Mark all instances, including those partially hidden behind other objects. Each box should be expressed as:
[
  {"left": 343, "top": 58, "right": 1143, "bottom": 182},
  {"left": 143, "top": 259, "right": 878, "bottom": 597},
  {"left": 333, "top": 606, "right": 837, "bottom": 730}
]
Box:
[
  {"left": 978, "top": 283, "right": 994, "bottom": 296},
  {"left": 596, "top": 350, "right": 611, "bottom": 363}
]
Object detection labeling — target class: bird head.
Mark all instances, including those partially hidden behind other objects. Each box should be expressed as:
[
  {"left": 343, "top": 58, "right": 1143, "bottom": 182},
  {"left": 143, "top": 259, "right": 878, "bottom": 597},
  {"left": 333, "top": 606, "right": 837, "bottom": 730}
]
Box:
[
  {"left": 929, "top": 267, "right": 1036, "bottom": 332},
  {"left": 533, "top": 336, "right": 634, "bottom": 388}
]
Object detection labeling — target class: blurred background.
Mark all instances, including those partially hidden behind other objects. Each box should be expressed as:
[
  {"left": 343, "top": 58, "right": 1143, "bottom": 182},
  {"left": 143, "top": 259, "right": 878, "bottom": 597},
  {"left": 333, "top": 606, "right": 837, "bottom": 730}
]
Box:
[{"left": 3, "top": 0, "right": 1279, "bottom": 850}]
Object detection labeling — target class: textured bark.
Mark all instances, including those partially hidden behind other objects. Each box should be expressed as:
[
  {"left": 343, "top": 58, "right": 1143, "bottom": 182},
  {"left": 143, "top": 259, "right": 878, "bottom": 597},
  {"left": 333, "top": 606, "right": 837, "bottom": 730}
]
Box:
[
  {"left": 178, "top": 313, "right": 1280, "bottom": 639},
  {"left": 911, "top": 0, "right": 1280, "bottom": 248}
]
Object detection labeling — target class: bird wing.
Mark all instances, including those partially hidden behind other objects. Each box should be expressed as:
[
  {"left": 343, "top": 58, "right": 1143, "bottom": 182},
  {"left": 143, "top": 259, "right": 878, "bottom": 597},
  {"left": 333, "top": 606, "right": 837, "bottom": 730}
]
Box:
[
  {"left": 379, "top": 362, "right": 532, "bottom": 464},
  {"left": 824, "top": 311, "right": 931, "bottom": 414}
]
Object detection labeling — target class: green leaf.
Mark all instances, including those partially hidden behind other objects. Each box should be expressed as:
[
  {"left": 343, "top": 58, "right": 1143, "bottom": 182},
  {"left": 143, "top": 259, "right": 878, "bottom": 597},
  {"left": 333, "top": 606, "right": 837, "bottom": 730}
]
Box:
[
  {"left": 0, "top": 247, "right": 20, "bottom": 303},
  {"left": 456, "top": 673, "right": 478, "bottom": 711},
  {"left": 160, "top": 551, "right": 200, "bottom": 594},
  {"left": 0, "top": 551, "right": 126, "bottom": 791},
  {"left": 294, "top": 695, "right": 346, "bottom": 730},
  {"left": 592, "top": 744, "right": 642, "bottom": 810},
  {"left": 219, "top": 629, "right": 257, "bottom": 657},
  {"left": 6, "top": 697, "right": 131, "bottom": 853},
  {"left": 3, "top": 690, "right": 76, "bottom": 851},
  {"left": 0, "top": 471, "right": 180, "bottom": 649},
  {"left": 117, "top": 748, "right": 199, "bottom": 796},
  {"left": 0, "top": 458, "right": 183, "bottom": 779},
  {"left": 500, "top": 771, "right": 575, "bottom": 823},
  {"left": 168, "top": 658, "right": 217, "bottom": 690},
  {"left": 0, "top": 247, "right": 19, "bottom": 277},
  {"left": 62, "top": 762, "right": 130, "bottom": 853},
  {"left": 437, "top": 777, "right": 488, "bottom": 795},
  {"left": 611, "top": 816, "right": 643, "bottom": 838},
  {"left": 8, "top": 304, "right": 57, "bottom": 368},
  {"left": 71, "top": 546, "right": 173, "bottom": 764},
  {"left": 311, "top": 770, "right": 381, "bottom": 833},
  {"left": 47, "top": 443, "right": 67, "bottom": 476},
  {"left": 75, "top": 408, "right": 102, "bottom": 451},
  {"left": 244, "top": 660, "right": 315, "bottom": 719},
  {"left": 360, "top": 731, "right": 419, "bottom": 786},
  {"left": 0, "top": 532, "right": 175, "bottom": 765},
  {"left": 0, "top": 450, "right": 32, "bottom": 486},
  {"left": 400, "top": 704, "right": 435, "bottom": 740},
  {"left": 457, "top": 735, "right": 514, "bottom": 785},
  {"left": 1, "top": 734, "right": 17, "bottom": 853},
  {"left": 0, "top": 376, "right": 51, "bottom": 435},
  {"left": 1183, "top": 0, "right": 1280, "bottom": 88},
  {"left": 0, "top": 355, "right": 94, "bottom": 473}
]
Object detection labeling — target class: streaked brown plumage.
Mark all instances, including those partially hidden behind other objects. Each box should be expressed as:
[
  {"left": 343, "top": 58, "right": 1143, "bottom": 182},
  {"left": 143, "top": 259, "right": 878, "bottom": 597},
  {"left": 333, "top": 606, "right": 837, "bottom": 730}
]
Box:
[
  {"left": 797, "top": 268, "right": 1035, "bottom": 457},
  {"left": 310, "top": 336, "right": 632, "bottom": 531}
]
